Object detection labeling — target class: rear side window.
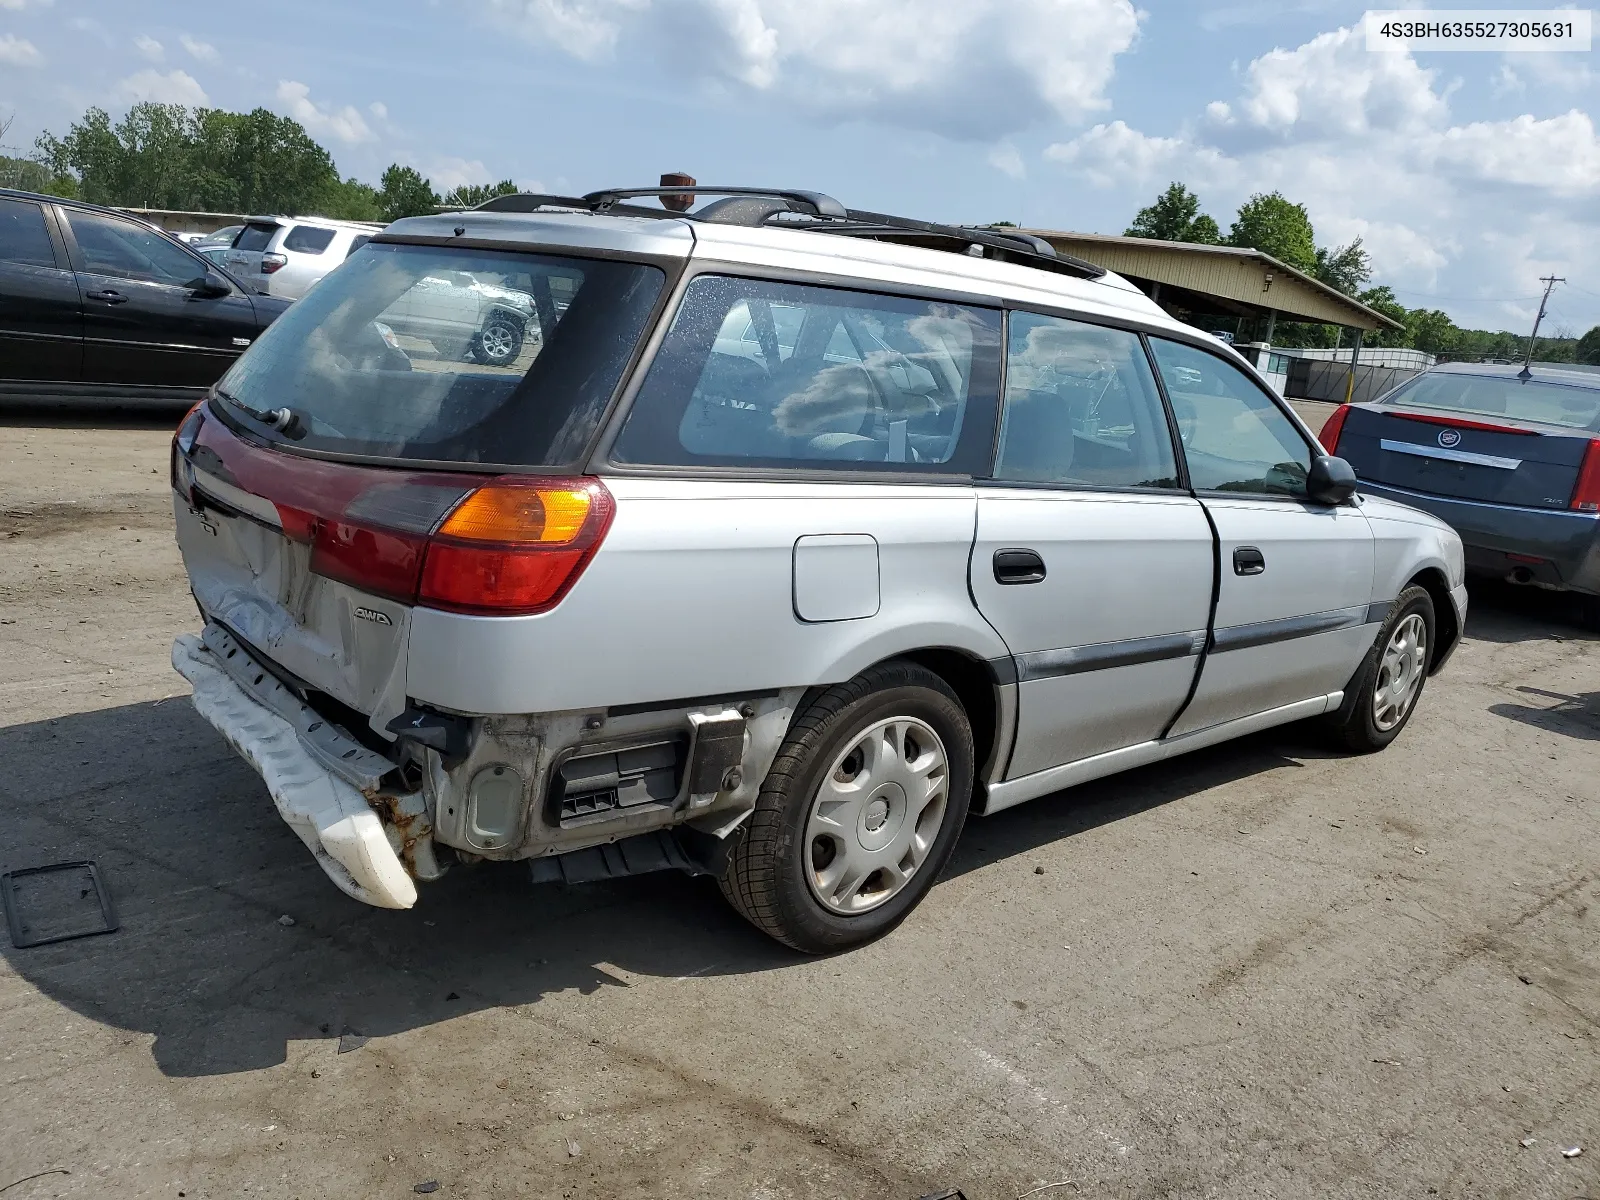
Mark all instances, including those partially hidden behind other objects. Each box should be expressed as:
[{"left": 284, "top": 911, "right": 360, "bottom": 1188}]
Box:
[
  {"left": 234, "top": 222, "right": 279, "bottom": 251},
  {"left": 1148, "top": 338, "right": 1312, "bottom": 497},
  {"left": 997, "top": 312, "right": 1179, "bottom": 490},
  {"left": 213, "top": 243, "right": 664, "bottom": 467},
  {"left": 613, "top": 275, "right": 1002, "bottom": 472},
  {"left": 0, "top": 198, "right": 57, "bottom": 268},
  {"left": 282, "top": 225, "right": 336, "bottom": 254}
]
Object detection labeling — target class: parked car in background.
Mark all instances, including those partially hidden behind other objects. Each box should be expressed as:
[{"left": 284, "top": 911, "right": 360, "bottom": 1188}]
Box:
[
  {"left": 0, "top": 189, "right": 290, "bottom": 406},
  {"left": 168, "top": 185, "right": 1465, "bottom": 953},
  {"left": 196, "top": 224, "right": 243, "bottom": 249},
  {"left": 221, "top": 216, "right": 381, "bottom": 300},
  {"left": 376, "top": 268, "right": 544, "bottom": 367},
  {"left": 1321, "top": 362, "right": 1600, "bottom": 625}
]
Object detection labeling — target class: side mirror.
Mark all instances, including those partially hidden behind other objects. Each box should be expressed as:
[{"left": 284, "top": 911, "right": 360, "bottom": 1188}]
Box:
[
  {"left": 187, "top": 272, "right": 232, "bottom": 299},
  {"left": 1307, "top": 454, "right": 1358, "bottom": 505}
]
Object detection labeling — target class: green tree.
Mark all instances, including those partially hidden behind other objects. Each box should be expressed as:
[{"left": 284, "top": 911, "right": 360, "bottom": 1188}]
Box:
[
  {"left": 1406, "top": 309, "right": 1459, "bottom": 357},
  {"left": 1315, "top": 239, "right": 1372, "bottom": 297},
  {"left": 318, "top": 176, "right": 383, "bottom": 221},
  {"left": 441, "top": 179, "right": 519, "bottom": 208},
  {"left": 380, "top": 165, "right": 439, "bottom": 221},
  {"left": 1226, "top": 191, "right": 1317, "bottom": 274},
  {"left": 1356, "top": 285, "right": 1411, "bottom": 348},
  {"left": 1577, "top": 326, "right": 1600, "bottom": 365},
  {"left": 35, "top": 103, "right": 337, "bottom": 214},
  {"left": 1125, "top": 182, "right": 1221, "bottom": 244}
]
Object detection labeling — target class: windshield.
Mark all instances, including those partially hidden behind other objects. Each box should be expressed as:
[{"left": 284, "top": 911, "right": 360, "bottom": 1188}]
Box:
[
  {"left": 1385, "top": 371, "right": 1600, "bottom": 431},
  {"left": 213, "top": 243, "right": 664, "bottom": 467}
]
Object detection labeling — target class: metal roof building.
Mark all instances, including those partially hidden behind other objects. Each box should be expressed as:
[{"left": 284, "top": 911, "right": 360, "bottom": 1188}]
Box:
[{"left": 1018, "top": 230, "right": 1404, "bottom": 338}]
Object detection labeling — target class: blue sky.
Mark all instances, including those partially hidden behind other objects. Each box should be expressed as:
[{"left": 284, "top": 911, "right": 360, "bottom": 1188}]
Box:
[{"left": 2, "top": 0, "right": 1598, "bottom": 334}]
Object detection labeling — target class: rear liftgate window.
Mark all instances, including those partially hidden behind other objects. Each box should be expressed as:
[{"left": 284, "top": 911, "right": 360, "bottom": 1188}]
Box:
[
  {"left": 613, "top": 275, "right": 1002, "bottom": 472},
  {"left": 212, "top": 243, "right": 665, "bottom": 466}
]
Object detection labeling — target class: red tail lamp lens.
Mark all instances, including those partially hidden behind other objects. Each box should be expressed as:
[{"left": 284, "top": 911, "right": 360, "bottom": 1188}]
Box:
[
  {"left": 1572, "top": 439, "right": 1600, "bottom": 513},
  {"left": 1318, "top": 404, "right": 1351, "bottom": 454},
  {"left": 419, "top": 479, "right": 614, "bottom": 615}
]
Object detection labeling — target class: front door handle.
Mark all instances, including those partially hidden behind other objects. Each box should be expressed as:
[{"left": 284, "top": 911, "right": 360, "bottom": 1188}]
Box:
[
  {"left": 994, "top": 548, "right": 1046, "bottom": 585},
  {"left": 86, "top": 289, "right": 128, "bottom": 305},
  {"left": 1233, "top": 545, "right": 1266, "bottom": 576}
]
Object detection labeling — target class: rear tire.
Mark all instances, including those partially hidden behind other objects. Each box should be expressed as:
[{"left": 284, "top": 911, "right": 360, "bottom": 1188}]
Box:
[
  {"left": 1323, "top": 584, "right": 1435, "bottom": 753},
  {"left": 718, "top": 662, "right": 973, "bottom": 954}
]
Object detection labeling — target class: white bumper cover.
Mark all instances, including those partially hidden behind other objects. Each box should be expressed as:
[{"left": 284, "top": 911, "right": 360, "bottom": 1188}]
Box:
[{"left": 172, "top": 634, "right": 418, "bottom": 909}]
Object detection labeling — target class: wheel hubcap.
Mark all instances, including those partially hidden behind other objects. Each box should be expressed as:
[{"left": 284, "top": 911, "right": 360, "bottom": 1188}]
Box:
[
  {"left": 483, "top": 324, "right": 514, "bottom": 359},
  {"left": 804, "top": 716, "right": 949, "bottom": 916},
  {"left": 1373, "top": 612, "right": 1428, "bottom": 732}
]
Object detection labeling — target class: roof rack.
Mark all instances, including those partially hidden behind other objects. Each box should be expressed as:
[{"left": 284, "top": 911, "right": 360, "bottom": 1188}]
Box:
[{"left": 471, "top": 186, "right": 1106, "bottom": 281}]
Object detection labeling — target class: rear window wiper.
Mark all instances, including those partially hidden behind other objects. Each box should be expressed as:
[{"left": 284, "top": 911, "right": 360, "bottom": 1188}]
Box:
[{"left": 214, "top": 389, "right": 308, "bottom": 440}]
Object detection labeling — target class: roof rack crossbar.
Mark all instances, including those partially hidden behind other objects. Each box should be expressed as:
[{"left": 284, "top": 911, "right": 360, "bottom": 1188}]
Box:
[
  {"left": 583, "top": 186, "right": 848, "bottom": 219},
  {"left": 837, "top": 209, "right": 1106, "bottom": 280}
]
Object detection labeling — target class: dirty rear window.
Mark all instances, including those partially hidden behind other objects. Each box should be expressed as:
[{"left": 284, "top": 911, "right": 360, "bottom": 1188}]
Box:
[{"left": 212, "top": 243, "right": 664, "bottom": 467}]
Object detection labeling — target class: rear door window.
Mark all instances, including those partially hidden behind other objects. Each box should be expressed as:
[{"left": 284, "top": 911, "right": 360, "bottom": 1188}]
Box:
[
  {"left": 234, "top": 222, "right": 280, "bottom": 251},
  {"left": 0, "top": 197, "right": 57, "bottom": 268},
  {"left": 613, "top": 275, "right": 1002, "bottom": 472},
  {"left": 1148, "top": 338, "right": 1312, "bottom": 497},
  {"left": 282, "top": 225, "right": 336, "bottom": 255},
  {"left": 997, "top": 312, "right": 1180, "bottom": 489}
]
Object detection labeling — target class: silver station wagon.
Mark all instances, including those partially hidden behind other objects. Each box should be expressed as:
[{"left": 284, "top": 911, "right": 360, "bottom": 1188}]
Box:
[{"left": 169, "top": 185, "right": 1467, "bottom": 952}]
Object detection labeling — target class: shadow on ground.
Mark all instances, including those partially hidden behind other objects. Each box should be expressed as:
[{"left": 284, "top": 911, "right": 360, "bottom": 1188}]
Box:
[
  {"left": 0, "top": 695, "right": 1322, "bottom": 1079},
  {"left": 0, "top": 570, "right": 1583, "bottom": 1079},
  {"left": 1463, "top": 577, "right": 1599, "bottom": 644},
  {"left": 0, "top": 399, "right": 191, "bottom": 431}
]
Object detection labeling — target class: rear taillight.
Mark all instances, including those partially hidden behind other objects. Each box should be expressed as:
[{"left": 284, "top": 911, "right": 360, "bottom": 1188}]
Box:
[
  {"left": 1572, "top": 439, "right": 1600, "bottom": 513},
  {"left": 419, "top": 479, "right": 615, "bottom": 615},
  {"left": 261, "top": 252, "right": 288, "bottom": 274},
  {"left": 170, "top": 399, "right": 206, "bottom": 500},
  {"left": 1319, "top": 404, "right": 1351, "bottom": 453},
  {"left": 273, "top": 477, "right": 613, "bottom": 615}
]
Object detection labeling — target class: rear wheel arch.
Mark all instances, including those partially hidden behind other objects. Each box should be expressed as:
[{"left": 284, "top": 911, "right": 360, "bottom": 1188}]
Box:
[
  {"left": 883, "top": 649, "right": 998, "bottom": 805},
  {"left": 1406, "top": 566, "right": 1457, "bottom": 670}
]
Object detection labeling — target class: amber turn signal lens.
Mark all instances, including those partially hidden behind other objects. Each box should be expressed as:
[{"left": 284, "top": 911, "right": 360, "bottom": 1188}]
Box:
[{"left": 436, "top": 483, "right": 594, "bottom": 544}]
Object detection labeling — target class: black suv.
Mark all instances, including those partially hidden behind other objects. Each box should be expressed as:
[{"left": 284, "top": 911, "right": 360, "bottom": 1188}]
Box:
[{"left": 0, "top": 189, "right": 291, "bottom": 406}]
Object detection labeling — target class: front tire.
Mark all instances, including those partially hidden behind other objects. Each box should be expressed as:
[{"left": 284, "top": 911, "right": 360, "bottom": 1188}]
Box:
[
  {"left": 718, "top": 662, "right": 973, "bottom": 953},
  {"left": 470, "top": 314, "right": 524, "bottom": 367},
  {"left": 1323, "top": 584, "right": 1435, "bottom": 752}
]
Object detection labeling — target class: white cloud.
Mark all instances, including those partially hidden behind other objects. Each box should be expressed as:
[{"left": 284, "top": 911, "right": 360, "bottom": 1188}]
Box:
[
  {"left": 116, "top": 68, "right": 209, "bottom": 105},
  {"left": 471, "top": 0, "right": 1143, "bottom": 139},
  {"left": 179, "top": 35, "right": 218, "bottom": 64},
  {"left": 426, "top": 156, "right": 491, "bottom": 193},
  {"left": 0, "top": 32, "right": 40, "bottom": 65},
  {"left": 275, "top": 80, "right": 374, "bottom": 143},
  {"left": 134, "top": 34, "right": 163, "bottom": 61},
  {"left": 0, "top": 0, "right": 55, "bottom": 8},
  {"left": 988, "top": 142, "right": 1025, "bottom": 180},
  {"left": 368, "top": 100, "right": 387, "bottom": 119},
  {"left": 1043, "top": 22, "right": 1600, "bottom": 330},
  {"left": 1208, "top": 25, "right": 1446, "bottom": 140}
]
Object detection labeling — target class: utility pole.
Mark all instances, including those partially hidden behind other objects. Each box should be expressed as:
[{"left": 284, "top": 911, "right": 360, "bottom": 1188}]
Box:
[{"left": 1520, "top": 275, "right": 1564, "bottom": 378}]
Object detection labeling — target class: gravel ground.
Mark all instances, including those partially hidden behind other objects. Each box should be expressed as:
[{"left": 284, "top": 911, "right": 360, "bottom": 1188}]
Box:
[{"left": 1, "top": 404, "right": 1596, "bottom": 1200}]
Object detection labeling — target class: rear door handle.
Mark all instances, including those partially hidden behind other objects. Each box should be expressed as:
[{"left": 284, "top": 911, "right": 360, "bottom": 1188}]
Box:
[
  {"left": 993, "top": 548, "right": 1046, "bottom": 585},
  {"left": 1233, "top": 546, "right": 1266, "bottom": 576},
  {"left": 86, "top": 289, "right": 128, "bottom": 305}
]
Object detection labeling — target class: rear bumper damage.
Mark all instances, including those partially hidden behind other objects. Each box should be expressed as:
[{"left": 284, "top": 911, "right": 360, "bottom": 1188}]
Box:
[{"left": 173, "top": 632, "right": 423, "bottom": 909}]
